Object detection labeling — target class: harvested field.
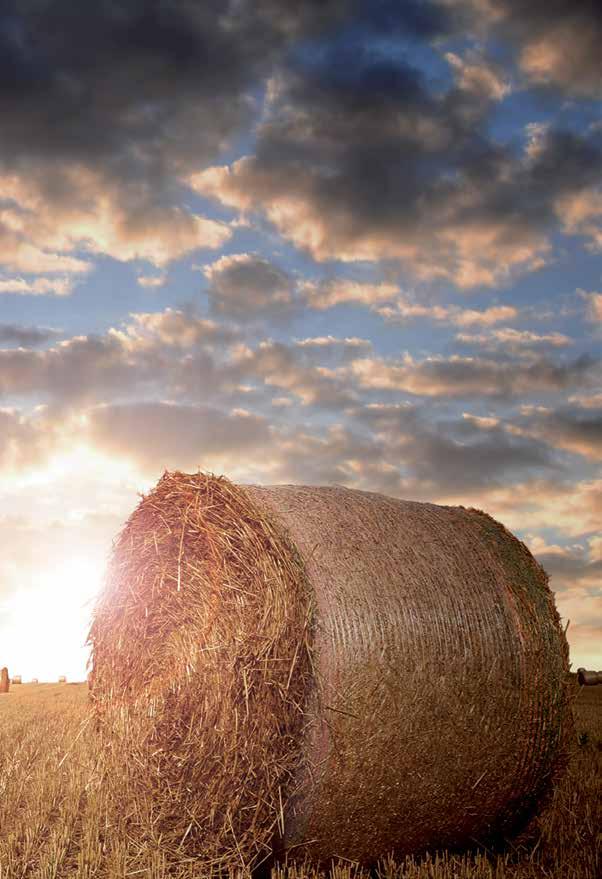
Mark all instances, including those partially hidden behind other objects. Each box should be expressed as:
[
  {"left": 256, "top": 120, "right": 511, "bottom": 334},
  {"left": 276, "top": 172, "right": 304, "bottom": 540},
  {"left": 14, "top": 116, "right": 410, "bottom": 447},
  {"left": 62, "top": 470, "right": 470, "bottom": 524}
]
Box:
[
  {"left": 0, "top": 678, "right": 599, "bottom": 878},
  {"left": 88, "top": 471, "right": 575, "bottom": 873}
]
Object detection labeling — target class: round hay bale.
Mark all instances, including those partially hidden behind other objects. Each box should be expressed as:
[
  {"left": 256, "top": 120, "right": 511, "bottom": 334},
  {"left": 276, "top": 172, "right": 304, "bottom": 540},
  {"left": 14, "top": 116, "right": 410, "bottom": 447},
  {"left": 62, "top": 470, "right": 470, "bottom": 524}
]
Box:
[
  {"left": 577, "top": 668, "right": 602, "bottom": 686},
  {"left": 58, "top": 675, "right": 67, "bottom": 683},
  {"left": 10, "top": 675, "right": 22, "bottom": 685},
  {"left": 0, "top": 667, "right": 9, "bottom": 694},
  {"left": 89, "top": 471, "right": 573, "bottom": 871}
]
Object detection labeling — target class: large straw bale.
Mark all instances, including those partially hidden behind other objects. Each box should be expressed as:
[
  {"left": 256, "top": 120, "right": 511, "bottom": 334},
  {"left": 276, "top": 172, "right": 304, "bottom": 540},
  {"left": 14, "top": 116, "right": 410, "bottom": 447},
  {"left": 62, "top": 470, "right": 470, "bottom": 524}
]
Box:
[
  {"left": 0, "top": 667, "right": 9, "bottom": 693},
  {"left": 88, "top": 471, "right": 573, "bottom": 872}
]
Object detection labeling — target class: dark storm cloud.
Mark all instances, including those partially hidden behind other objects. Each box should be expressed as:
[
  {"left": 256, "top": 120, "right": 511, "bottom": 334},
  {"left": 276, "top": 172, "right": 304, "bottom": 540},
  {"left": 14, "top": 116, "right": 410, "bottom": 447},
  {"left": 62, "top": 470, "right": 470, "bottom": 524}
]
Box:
[
  {"left": 0, "top": 0, "right": 375, "bottom": 270},
  {"left": 0, "top": 0, "right": 345, "bottom": 173},
  {"left": 0, "top": 0, "right": 463, "bottom": 180},
  {"left": 194, "top": 40, "right": 602, "bottom": 284},
  {"left": 355, "top": 404, "right": 560, "bottom": 491},
  {"left": 482, "top": 0, "right": 602, "bottom": 97},
  {"left": 519, "top": 405, "right": 602, "bottom": 460},
  {"left": 0, "top": 323, "right": 59, "bottom": 347},
  {"left": 3, "top": 0, "right": 599, "bottom": 282},
  {"left": 537, "top": 550, "right": 602, "bottom": 586},
  {"left": 203, "top": 254, "right": 298, "bottom": 322}
]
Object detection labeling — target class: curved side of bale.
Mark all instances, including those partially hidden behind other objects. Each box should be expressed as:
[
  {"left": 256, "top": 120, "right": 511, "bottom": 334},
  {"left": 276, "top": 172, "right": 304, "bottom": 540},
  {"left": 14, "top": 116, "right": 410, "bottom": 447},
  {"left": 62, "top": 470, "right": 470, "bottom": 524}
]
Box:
[
  {"left": 242, "top": 485, "right": 573, "bottom": 864},
  {"left": 88, "top": 472, "right": 314, "bottom": 872}
]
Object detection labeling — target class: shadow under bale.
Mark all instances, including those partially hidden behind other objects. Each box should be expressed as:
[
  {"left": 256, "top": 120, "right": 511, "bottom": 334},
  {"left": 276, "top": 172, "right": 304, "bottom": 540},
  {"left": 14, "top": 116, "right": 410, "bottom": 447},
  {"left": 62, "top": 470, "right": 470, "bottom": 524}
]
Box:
[{"left": 88, "top": 471, "right": 574, "bottom": 874}]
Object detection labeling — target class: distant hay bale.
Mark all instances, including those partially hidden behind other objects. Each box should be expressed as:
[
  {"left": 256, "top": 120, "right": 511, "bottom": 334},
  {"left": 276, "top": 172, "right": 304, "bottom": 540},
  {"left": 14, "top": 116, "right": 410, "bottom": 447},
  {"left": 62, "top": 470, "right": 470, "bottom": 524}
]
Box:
[
  {"left": 31, "top": 678, "right": 39, "bottom": 684},
  {"left": 577, "top": 668, "right": 602, "bottom": 686},
  {"left": 89, "top": 471, "right": 573, "bottom": 872},
  {"left": 0, "top": 667, "right": 9, "bottom": 693},
  {"left": 11, "top": 675, "right": 22, "bottom": 685},
  {"left": 58, "top": 676, "right": 67, "bottom": 683}
]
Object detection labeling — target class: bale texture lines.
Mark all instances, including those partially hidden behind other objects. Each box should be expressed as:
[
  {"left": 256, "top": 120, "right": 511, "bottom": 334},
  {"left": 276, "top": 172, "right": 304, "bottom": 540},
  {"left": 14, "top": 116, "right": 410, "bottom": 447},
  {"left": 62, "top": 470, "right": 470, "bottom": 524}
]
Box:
[{"left": 88, "top": 471, "right": 573, "bottom": 872}]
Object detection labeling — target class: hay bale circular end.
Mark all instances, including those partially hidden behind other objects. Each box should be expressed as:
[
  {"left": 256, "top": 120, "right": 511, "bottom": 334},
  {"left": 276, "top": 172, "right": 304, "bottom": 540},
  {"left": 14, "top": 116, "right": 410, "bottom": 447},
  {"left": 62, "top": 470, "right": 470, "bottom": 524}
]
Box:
[
  {"left": 577, "top": 668, "right": 602, "bottom": 686},
  {"left": 88, "top": 471, "right": 573, "bottom": 871}
]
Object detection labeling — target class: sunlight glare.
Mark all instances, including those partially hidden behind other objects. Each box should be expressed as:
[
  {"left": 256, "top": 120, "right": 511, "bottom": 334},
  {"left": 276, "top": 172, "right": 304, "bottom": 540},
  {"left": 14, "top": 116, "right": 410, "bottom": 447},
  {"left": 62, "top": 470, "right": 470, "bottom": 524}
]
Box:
[{"left": 2, "top": 555, "right": 104, "bottom": 682}]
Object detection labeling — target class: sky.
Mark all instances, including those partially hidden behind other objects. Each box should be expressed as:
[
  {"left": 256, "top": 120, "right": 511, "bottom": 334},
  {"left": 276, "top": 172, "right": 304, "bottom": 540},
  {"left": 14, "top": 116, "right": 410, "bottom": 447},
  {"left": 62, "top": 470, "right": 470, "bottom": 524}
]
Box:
[{"left": 0, "top": 0, "right": 600, "bottom": 682}]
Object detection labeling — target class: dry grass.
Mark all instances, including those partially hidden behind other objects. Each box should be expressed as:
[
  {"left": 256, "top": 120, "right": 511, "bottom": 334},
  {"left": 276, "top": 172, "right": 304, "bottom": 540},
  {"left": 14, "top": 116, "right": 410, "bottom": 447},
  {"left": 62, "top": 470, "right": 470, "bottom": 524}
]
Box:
[{"left": 0, "top": 678, "right": 598, "bottom": 878}]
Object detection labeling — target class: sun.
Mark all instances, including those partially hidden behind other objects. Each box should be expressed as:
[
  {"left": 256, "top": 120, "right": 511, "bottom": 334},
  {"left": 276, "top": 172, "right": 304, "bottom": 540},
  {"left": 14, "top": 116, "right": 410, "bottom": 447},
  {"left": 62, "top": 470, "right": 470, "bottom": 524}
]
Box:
[{"left": 2, "top": 556, "right": 104, "bottom": 683}]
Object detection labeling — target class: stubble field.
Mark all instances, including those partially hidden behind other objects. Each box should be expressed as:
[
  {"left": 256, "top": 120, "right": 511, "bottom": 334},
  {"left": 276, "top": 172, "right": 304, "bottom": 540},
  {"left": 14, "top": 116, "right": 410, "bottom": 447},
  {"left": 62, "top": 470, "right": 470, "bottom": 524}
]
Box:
[{"left": 0, "top": 678, "right": 599, "bottom": 879}]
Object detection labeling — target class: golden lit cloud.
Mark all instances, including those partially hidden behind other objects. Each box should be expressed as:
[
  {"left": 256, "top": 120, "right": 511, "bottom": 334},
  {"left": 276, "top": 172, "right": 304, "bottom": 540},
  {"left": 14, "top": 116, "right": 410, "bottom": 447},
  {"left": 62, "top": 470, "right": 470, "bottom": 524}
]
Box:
[
  {"left": 300, "top": 280, "right": 399, "bottom": 310},
  {"left": 0, "top": 276, "right": 76, "bottom": 296},
  {"left": 445, "top": 51, "right": 511, "bottom": 101},
  {"left": 191, "top": 160, "right": 553, "bottom": 288},
  {"left": 557, "top": 188, "right": 602, "bottom": 252},
  {"left": 521, "top": 27, "right": 602, "bottom": 98},
  {"left": 0, "top": 168, "right": 231, "bottom": 277}
]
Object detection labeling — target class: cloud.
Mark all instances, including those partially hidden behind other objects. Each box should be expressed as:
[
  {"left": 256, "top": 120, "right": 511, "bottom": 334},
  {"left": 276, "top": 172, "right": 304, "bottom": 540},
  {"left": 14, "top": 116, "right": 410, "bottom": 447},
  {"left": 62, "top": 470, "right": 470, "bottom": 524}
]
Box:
[
  {"left": 137, "top": 274, "right": 166, "bottom": 289},
  {"left": 435, "top": 477, "right": 602, "bottom": 537},
  {"left": 349, "top": 352, "right": 600, "bottom": 399},
  {"left": 456, "top": 327, "right": 572, "bottom": 352},
  {"left": 0, "top": 1, "right": 357, "bottom": 275},
  {"left": 0, "top": 312, "right": 363, "bottom": 411},
  {"left": 556, "top": 189, "right": 602, "bottom": 253},
  {"left": 230, "top": 339, "right": 359, "bottom": 408},
  {"left": 377, "top": 300, "right": 518, "bottom": 327},
  {"left": 461, "top": 0, "right": 602, "bottom": 98},
  {"left": 0, "top": 324, "right": 60, "bottom": 347},
  {"left": 0, "top": 275, "right": 78, "bottom": 296},
  {"left": 578, "top": 290, "right": 602, "bottom": 323},
  {"left": 569, "top": 392, "right": 602, "bottom": 409},
  {"left": 202, "top": 253, "right": 297, "bottom": 320},
  {"left": 515, "top": 9, "right": 602, "bottom": 98},
  {"left": 87, "top": 402, "right": 272, "bottom": 474},
  {"left": 0, "top": 408, "right": 57, "bottom": 473},
  {"left": 0, "top": 308, "right": 245, "bottom": 408},
  {"left": 114, "top": 308, "right": 237, "bottom": 351},
  {"left": 516, "top": 404, "right": 602, "bottom": 460},
  {"left": 0, "top": 333, "right": 144, "bottom": 406},
  {"left": 300, "top": 279, "right": 399, "bottom": 310},
  {"left": 294, "top": 336, "right": 371, "bottom": 350},
  {"left": 356, "top": 402, "right": 559, "bottom": 492},
  {"left": 534, "top": 544, "right": 602, "bottom": 592},
  {"left": 263, "top": 422, "right": 387, "bottom": 487},
  {"left": 293, "top": 335, "right": 372, "bottom": 365},
  {"left": 0, "top": 170, "right": 231, "bottom": 272},
  {"left": 192, "top": 52, "right": 602, "bottom": 288},
  {"left": 445, "top": 50, "right": 511, "bottom": 102}
]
